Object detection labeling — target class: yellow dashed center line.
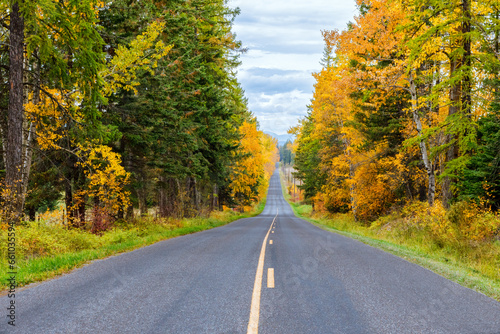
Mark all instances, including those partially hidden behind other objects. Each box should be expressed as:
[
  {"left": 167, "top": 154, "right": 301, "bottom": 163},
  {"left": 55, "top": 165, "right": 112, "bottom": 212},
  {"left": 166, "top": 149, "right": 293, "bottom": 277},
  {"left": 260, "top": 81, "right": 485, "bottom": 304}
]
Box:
[
  {"left": 247, "top": 209, "right": 278, "bottom": 334},
  {"left": 267, "top": 268, "right": 275, "bottom": 288},
  {"left": 269, "top": 240, "right": 273, "bottom": 245}
]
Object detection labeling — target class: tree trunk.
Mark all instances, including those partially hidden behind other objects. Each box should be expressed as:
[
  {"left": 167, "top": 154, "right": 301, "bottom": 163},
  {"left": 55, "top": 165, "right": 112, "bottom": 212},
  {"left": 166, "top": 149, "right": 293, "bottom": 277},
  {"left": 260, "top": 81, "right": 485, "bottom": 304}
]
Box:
[
  {"left": 443, "top": 0, "right": 471, "bottom": 207},
  {"left": 176, "top": 178, "right": 183, "bottom": 217},
  {"left": 210, "top": 184, "right": 217, "bottom": 212},
  {"left": 218, "top": 185, "right": 224, "bottom": 211},
  {"left": 28, "top": 206, "right": 35, "bottom": 221},
  {"left": 77, "top": 200, "right": 86, "bottom": 227},
  {"left": 337, "top": 113, "right": 358, "bottom": 221},
  {"left": 65, "top": 180, "right": 74, "bottom": 226},
  {"left": 462, "top": 0, "right": 471, "bottom": 114},
  {"left": 193, "top": 177, "right": 200, "bottom": 214},
  {"left": 159, "top": 177, "right": 180, "bottom": 218},
  {"left": 184, "top": 176, "right": 200, "bottom": 217},
  {"left": 122, "top": 144, "right": 134, "bottom": 219},
  {"left": 20, "top": 56, "right": 40, "bottom": 206},
  {"left": 168, "top": 178, "right": 177, "bottom": 217},
  {"left": 5, "top": 0, "right": 25, "bottom": 223},
  {"left": 158, "top": 175, "right": 167, "bottom": 217},
  {"left": 0, "top": 114, "right": 7, "bottom": 169},
  {"left": 137, "top": 186, "right": 147, "bottom": 216},
  {"left": 409, "top": 71, "right": 436, "bottom": 206},
  {"left": 348, "top": 162, "right": 357, "bottom": 220},
  {"left": 137, "top": 172, "right": 148, "bottom": 216},
  {"left": 442, "top": 59, "right": 459, "bottom": 207}
]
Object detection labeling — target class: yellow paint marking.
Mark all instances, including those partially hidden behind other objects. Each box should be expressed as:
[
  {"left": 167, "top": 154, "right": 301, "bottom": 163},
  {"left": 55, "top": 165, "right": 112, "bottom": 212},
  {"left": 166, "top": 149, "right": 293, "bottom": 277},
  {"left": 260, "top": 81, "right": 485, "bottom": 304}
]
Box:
[
  {"left": 271, "top": 231, "right": 274, "bottom": 234},
  {"left": 267, "top": 268, "right": 275, "bottom": 288},
  {"left": 269, "top": 240, "right": 273, "bottom": 245},
  {"left": 247, "top": 211, "right": 278, "bottom": 334}
]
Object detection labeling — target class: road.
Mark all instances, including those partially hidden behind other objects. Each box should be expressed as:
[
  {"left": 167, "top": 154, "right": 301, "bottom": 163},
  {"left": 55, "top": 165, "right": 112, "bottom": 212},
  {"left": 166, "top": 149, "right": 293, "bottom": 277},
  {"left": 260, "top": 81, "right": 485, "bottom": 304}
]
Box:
[{"left": 2, "top": 168, "right": 500, "bottom": 333}]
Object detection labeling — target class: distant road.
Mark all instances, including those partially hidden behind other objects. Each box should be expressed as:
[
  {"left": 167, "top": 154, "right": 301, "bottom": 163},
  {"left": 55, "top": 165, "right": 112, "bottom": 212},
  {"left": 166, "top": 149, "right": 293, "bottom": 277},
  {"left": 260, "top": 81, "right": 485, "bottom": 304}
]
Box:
[{"left": 2, "top": 169, "right": 500, "bottom": 333}]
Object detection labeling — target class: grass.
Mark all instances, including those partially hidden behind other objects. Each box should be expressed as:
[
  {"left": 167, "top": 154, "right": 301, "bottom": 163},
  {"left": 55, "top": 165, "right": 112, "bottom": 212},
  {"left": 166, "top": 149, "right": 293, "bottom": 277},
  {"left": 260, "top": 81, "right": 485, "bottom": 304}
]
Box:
[
  {"left": 278, "top": 166, "right": 500, "bottom": 302},
  {"left": 0, "top": 200, "right": 266, "bottom": 292}
]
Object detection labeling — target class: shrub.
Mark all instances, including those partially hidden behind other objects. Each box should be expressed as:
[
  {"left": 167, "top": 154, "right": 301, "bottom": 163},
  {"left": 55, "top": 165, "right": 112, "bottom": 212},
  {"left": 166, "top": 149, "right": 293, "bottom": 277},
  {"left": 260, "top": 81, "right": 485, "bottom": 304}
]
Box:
[{"left": 448, "top": 201, "right": 500, "bottom": 242}]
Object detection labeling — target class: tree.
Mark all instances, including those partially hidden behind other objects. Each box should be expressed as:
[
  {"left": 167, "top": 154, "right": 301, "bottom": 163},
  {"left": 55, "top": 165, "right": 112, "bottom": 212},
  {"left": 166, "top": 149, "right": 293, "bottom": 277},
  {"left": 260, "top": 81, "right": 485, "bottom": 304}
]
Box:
[
  {"left": 1, "top": 0, "right": 106, "bottom": 223},
  {"left": 230, "top": 119, "right": 278, "bottom": 209},
  {"left": 4, "top": 0, "right": 24, "bottom": 223},
  {"left": 291, "top": 115, "right": 326, "bottom": 210},
  {"left": 100, "top": 0, "right": 249, "bottom": 217},
  {"left": 279, "top": 140, "right": 294, "bottom": 165},
  {"left": 293, "top": 0, "right": 500, "bottom": 224}
]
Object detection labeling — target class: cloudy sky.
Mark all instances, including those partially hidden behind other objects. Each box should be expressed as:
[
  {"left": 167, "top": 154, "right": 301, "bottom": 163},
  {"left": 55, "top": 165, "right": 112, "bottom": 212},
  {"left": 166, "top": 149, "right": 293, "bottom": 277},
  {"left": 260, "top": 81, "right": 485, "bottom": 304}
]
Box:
[{"left": 229, "top": 0, "right": 358, "bottom": 134}]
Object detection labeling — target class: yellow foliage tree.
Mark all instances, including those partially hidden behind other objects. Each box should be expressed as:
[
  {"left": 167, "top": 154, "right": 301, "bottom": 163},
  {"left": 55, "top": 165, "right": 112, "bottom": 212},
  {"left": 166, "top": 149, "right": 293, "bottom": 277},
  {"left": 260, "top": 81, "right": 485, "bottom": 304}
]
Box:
[
  {"left": 230, "top": 120, "right": 278, "bottom": 210},
  {"left": 305, "top": 0, "right": 427, "bottom": 220},
  {"left": 74, "top": 144, "right": 131, "bottom": 231}
]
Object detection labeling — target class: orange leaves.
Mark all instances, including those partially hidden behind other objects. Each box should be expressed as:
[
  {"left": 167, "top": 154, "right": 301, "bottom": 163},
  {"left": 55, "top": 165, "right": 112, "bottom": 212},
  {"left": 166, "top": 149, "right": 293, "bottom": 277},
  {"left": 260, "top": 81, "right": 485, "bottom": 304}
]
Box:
[
  {"left": 305, "top": 0, "right": 419, "bottom": 218},
  {"left": 230, "top": 120, "right": 279, "bottom": 207},
  {"left": 351, "top": 153, "right": 404, "bottom": 221}
]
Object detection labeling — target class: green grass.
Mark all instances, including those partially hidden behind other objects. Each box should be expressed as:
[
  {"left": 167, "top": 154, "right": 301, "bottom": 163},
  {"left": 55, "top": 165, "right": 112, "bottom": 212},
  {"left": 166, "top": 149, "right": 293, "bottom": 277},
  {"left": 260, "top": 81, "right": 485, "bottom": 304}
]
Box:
[
  {"left": 278, "top": 168, "right": 500, "bottom": 301},
  {"left": 0, "top": 200, "right": 266, "bottom": 291}
]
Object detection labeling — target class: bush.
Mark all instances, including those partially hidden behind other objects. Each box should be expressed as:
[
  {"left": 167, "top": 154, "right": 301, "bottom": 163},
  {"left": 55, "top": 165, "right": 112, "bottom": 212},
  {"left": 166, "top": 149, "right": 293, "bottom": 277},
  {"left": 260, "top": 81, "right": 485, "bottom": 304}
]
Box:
[
  {"left": 448, "top": 201, "right": 500, "bottom": 242},
  {"left": 15, "top": 224, "right": 68, "bottom": 259}
]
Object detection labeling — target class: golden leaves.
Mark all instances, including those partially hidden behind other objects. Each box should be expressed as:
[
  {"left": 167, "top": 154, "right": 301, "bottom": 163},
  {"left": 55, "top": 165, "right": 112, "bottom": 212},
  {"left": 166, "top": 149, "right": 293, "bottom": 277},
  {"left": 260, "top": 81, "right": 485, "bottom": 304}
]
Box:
[
  {"left": 75, "top": 143, "right": 131, "bottom": 216},
  {"left": 101, "top": 21, "right": 172, "bottom": 96},
  {"left": 230, "top": 121, "right": 279, "bottom": 207},
  {"left": 25, "top": 87, "right": 83, "bottom": 151}
]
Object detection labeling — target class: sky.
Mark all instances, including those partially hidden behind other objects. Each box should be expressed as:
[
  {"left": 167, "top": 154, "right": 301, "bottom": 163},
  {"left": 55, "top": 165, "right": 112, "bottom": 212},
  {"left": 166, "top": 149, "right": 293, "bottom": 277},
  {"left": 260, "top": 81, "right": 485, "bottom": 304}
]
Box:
[{"left": 229, "top": 0, "right": 358, "bottom": 135}]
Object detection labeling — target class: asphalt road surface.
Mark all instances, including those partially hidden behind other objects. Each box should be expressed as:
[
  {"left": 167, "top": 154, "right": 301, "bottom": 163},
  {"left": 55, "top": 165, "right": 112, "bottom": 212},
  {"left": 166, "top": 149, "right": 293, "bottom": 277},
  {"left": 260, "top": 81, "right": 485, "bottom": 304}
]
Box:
[{"left": 2, "top": 168, "right": 500, "bottom": 334}]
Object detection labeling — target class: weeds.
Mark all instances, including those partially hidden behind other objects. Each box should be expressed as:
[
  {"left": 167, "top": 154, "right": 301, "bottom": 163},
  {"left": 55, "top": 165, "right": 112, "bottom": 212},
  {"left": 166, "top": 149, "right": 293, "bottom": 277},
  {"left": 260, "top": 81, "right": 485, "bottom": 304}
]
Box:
[{"left": 0, "top": 200, "right": 266, "bottom": 291}]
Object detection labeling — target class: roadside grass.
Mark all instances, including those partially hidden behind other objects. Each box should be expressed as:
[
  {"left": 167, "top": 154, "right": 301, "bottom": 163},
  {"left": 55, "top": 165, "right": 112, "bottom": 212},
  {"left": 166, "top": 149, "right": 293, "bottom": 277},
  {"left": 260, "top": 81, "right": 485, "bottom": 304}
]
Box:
[
  {"left": 0, "top": 200, "right": 266, "bottom": 291},
  {"left": 278, "top": 167, "right": 500, "bottom": 301}
]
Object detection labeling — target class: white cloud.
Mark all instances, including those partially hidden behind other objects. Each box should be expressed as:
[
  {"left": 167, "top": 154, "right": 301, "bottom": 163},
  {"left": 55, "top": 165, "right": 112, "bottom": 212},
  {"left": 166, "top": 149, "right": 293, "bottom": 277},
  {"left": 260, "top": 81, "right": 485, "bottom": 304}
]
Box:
[
  {"left": 248, "top": 90, "right": 312, "bottom": 134},
  {"left": 238, "top": 67, "right": 315, "bottom": 94},
  {"left": 229, "top": 0, "right": 358, "bottom": 135},
  {"left": 231, "top": 0, "right": 356, "bottom": 20},
  {"left": 238, "top": 50, "right": 322, "bottom": 72}
]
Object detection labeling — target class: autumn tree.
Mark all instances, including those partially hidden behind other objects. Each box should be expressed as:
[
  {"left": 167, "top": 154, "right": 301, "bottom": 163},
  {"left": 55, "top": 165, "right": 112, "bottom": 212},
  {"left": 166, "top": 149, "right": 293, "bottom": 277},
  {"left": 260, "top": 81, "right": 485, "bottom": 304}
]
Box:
[
  {"left": 230, "top": 119, "right": 278, "bottom": 210},
  {"left": 1, "top": 0, "right": 106, "bottom": 223},
  {"left": 294, "top": 0, "right": 500, "bottom": 223}
]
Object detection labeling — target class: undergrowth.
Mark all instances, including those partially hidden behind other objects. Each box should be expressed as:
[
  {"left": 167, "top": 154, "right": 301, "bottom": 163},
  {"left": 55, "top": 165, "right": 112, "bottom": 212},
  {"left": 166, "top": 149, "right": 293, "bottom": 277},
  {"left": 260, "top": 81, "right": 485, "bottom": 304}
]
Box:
[{"left": 0, "top": 200, "right": 266, "bottom": 291}]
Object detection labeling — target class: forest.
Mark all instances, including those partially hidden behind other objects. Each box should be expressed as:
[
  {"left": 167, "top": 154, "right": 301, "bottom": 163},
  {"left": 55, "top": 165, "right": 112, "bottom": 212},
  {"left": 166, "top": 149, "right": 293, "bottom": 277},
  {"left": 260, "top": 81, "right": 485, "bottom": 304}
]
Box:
[
  {"left": 0, "top": 0, "right": 279, "bottom": 232},
  {"left": 292, "top": 0, "right": 500, "bottom": 243}
]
